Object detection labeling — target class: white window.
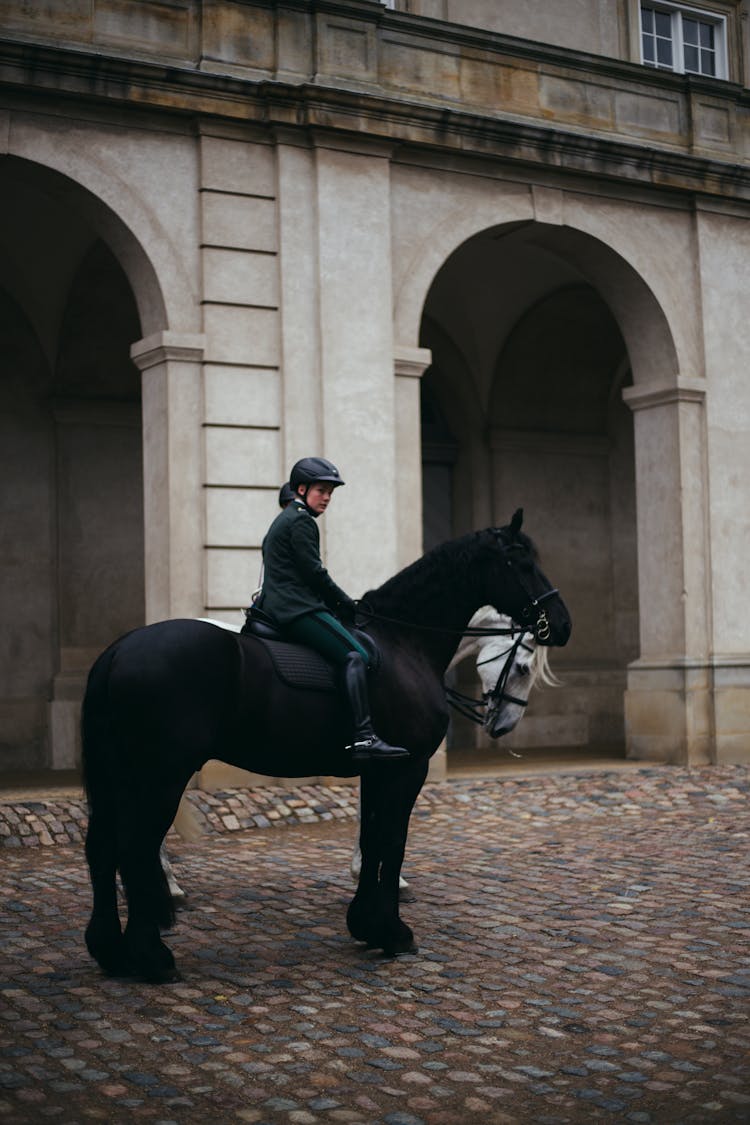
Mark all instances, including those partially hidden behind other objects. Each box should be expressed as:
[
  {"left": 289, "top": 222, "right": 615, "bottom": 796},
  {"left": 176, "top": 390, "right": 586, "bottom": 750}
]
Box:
[{"left": 640, "top": 3, "right": 727, "bottom": 78}]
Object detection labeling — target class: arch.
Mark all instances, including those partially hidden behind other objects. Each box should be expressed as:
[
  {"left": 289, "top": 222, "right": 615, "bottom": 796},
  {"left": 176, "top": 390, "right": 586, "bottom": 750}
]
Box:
[
  {"left": 414, "top": 213, "right": 648, "bottom": 764},
  {"left": 0, "top": 152, "right": 182, "bottom": 337},
  {"left": 396, "top": 214, "right": 681, "bottom": 389},
  {"left": 0, "top": 157, "right": 155, "bottom": 771}
]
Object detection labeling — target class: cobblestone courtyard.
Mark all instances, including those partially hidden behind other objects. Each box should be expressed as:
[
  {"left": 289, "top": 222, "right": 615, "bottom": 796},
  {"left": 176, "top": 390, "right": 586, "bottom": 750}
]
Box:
[{"left": 1, "top": 766, "right": 749, "bottom": 1124}]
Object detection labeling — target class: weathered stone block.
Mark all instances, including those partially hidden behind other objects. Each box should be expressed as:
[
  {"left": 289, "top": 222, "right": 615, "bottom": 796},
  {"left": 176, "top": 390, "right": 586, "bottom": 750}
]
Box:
[
  {"left": 202, "top": 247, "right": 278, "bottom": 307},
  {"left": 202, "top": 193, "right": 277, "bottom": 252},
  {"left": 205, "top": 487, "right": 278, "bottom": 548},
  {"left": 200, "top": 136, "right": 275, "bottom": 197},
  {"left": 204, "top": 425, "right": 281, "bottom": 487},
  {"left": 205, "top": 546, "right": 260, "bottom": 608},
  {"left": 203, "top": 304, "right": 279, "bottom": 366},
  {"left": 204, "top": 364, "right": 280, "bottom": 428}
]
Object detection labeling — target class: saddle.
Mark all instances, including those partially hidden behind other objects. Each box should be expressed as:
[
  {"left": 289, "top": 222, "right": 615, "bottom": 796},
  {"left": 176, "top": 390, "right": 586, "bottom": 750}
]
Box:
[{"left": 241, "top": 608, "right": 380, "bottom": 693}]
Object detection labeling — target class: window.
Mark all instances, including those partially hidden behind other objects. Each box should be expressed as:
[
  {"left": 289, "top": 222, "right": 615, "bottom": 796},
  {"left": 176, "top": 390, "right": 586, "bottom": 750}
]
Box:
[{"left": 640, "top": 3, "right": 727, "bottom": 78}]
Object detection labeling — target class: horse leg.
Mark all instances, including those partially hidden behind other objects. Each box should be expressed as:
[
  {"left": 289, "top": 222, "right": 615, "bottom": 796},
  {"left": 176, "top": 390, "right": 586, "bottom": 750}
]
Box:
[
  {"left": 85, "top": 806, "right": 129, "bottom": 976},
  {"left": 83, "top": 653, "right": 130, "bottom": 976},
  {"left": 350, "top": 785, "right": 409, "bottom": 889},
  {"left": 347, "top": 760, "right": 427, "bottom": 955},
  {"left": 118, "top": 775, "right": 191, "bottom": 983}
]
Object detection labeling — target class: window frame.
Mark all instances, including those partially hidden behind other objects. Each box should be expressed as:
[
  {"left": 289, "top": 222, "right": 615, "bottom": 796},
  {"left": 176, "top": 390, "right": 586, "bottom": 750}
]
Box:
[{"left": 639, "top": 1, "right": 728, "bottom": 79}]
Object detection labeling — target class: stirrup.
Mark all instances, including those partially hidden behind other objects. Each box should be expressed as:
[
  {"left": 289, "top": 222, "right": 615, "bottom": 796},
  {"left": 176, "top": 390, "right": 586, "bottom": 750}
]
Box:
[{"left": 348, "top": 736, "right": 410, "bottom": 762}]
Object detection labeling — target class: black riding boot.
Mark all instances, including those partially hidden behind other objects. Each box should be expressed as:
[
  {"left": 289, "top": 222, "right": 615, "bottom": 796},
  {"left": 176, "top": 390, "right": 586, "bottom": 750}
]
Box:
[{"left": 342, "top": 652, "right": 409, "bottom": 762}]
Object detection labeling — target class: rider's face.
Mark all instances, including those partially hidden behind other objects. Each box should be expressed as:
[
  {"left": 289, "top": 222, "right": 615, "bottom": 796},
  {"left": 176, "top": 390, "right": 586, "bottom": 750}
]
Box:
[{"left": 301, "top": 482, "right": 336, "bottom": 515}]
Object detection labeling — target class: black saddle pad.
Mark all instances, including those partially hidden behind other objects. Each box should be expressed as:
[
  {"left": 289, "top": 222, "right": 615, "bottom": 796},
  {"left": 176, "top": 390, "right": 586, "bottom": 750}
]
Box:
[{"left": 255, "top": 637, "right": 339, "bottom": 693}]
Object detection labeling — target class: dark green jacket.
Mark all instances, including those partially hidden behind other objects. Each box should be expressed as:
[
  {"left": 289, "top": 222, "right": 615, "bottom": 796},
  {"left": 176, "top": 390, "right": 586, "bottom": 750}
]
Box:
[{"left": 256, "top": 499, "right": 351, "bottom": 627}]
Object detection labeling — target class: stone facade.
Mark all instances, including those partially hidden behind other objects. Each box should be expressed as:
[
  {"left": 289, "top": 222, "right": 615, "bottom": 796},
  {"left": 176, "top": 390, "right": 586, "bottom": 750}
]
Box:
[{"left": 0, "top": 0, "right": 749, "bottom": 775}]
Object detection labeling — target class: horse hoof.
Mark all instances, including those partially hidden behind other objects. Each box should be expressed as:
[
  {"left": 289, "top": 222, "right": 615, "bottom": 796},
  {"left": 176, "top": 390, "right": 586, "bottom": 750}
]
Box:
[
  {"left": 142, "top": 965, "right": 182, "bottom": 984},
  {"left": 382, "top": 939, "right": 418, "bottom": 957},
  {"left": 85, "top": 921, "right": 130, "bottom": 977}
]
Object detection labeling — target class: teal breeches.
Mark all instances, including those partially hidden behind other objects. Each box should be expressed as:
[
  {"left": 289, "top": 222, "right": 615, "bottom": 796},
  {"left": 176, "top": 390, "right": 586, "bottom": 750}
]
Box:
[{"left": 284, "top": 611, "right": 370, "bottom": 668}]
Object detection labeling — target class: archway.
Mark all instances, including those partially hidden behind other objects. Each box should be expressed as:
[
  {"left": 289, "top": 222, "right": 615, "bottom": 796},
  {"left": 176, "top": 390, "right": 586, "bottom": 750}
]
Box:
[
  {"left": 418, "top": 221, "right": 643, "bottom": 765},
  {"left": 0, "top": 158, "right": 154, "bottom": 773}
]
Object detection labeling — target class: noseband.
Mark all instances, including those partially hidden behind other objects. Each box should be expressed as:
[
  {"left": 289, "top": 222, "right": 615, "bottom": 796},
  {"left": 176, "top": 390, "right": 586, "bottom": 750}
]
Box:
[
  {"left": 445, "top": 630, "right": 534, "bottom": 727},
  {"left": 479, "top": 633, "right": 536, "bottom": 710}
]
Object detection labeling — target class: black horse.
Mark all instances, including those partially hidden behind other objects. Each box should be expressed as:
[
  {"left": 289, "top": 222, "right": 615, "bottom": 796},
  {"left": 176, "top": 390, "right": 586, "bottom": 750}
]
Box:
[{"left": 82, "top": 511, "right": 571, "bottom": 982}]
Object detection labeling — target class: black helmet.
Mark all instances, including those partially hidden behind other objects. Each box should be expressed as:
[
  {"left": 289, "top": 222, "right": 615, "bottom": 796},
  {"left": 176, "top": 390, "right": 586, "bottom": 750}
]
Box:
[
  {"left": 289, "top": 457, "right": 345, "bottom": 491},
  {"left": 278, "top": 482, "right": 296, "bottom": 508}
]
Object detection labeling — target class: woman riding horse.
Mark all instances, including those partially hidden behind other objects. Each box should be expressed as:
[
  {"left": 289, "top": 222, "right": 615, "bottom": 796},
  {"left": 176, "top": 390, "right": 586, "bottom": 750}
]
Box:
[
  {"left": 82, "top": 507, "right": 571, "bottom": 981},
  {"left": 254, "top": 457, "right": 408, "bottom": 763}
]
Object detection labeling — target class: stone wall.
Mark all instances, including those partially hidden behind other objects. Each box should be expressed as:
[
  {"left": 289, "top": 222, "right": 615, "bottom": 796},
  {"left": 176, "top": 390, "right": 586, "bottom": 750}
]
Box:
[{"left": 1, "top": 0, "right": 749, "bottom": 771}]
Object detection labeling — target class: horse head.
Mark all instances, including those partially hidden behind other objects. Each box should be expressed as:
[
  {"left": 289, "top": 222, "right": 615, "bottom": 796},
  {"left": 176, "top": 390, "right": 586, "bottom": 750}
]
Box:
[{"left": 485, "top": 509, "right": 572, "bottom": 648}]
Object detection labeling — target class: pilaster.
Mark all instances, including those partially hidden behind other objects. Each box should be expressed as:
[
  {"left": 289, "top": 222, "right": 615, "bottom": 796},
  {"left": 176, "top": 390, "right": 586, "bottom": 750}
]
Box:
[
  {"left": 394, "top": 345, "right": 432, "bottom": 569},
  {"left": 131, "top": 331, "right": 205, "bottom": 622},
  {"left": 622, "top": 377, "right": 713, "bottom": 763}
]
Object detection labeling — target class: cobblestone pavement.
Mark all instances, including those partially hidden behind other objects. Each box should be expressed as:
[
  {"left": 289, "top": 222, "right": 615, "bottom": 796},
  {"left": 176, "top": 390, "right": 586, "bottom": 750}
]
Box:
[{"left": 1, "top": 766, "right": 749, "bottom": 1125}]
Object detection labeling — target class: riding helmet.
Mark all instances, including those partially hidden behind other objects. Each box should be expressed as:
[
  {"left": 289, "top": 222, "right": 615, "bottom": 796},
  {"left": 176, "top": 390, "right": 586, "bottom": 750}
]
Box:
[
  {"left": 278, "top": 482, "right": 296, "bottom": 508},
  {"left": 289, "top": 457, "right": 345, "bottom": 491}
]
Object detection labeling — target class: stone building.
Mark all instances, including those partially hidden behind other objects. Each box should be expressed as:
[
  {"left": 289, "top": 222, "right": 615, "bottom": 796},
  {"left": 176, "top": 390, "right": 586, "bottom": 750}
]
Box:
[{"left": 1, "top": 0, "right": 749, "bottom": 777}]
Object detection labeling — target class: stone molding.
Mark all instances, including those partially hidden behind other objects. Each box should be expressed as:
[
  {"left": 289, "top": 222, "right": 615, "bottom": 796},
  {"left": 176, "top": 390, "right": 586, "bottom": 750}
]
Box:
[
  {"left": 622, "top": 378, "right": 707, "bottom": 411},
  {"left": 130, "top": 331, "right": 206, "bottom": 372},
  {"left": 394, "top": 345, "right": 431, "bottom": 379},
  {"left": 3, "top": 27, "right": 750, "bottom": 203}
]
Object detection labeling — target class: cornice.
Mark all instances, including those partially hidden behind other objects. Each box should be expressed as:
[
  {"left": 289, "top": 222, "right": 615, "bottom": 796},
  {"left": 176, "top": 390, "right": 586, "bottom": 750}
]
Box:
[{"left": 2, "top": 37, "right": 750, "bottom": 203}]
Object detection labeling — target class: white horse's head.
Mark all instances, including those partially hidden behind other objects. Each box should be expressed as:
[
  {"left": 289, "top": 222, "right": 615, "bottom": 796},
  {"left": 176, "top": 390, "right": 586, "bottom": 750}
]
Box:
[{"left": 451, "top": 606, "right": 559, "bottom": 739}]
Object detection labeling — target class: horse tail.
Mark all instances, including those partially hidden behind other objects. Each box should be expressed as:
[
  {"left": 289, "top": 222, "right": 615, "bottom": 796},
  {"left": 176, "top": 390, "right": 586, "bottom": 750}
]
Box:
[
  {"left": 82, "top": 643, "right": 131, "bottom": 972},
  {"left": 81, "top": 644, "right": 117, "bottom": 815}
]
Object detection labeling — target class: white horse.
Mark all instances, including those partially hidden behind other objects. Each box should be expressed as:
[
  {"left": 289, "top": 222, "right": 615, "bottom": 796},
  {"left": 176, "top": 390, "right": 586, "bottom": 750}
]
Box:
[
  {"left": 450, "top": 604, "right": 558, "bottom": 739},
  {"left": 162, "top": 608, "right": 558, "bottom": 900}
]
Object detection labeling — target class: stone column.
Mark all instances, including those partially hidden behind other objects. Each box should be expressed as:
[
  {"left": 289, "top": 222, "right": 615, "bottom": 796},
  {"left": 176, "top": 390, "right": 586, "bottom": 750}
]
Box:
[
  {"left": 393, "top": 344, "right": 445, "bottom": 780},
  {"left": 622, "top": 377, "right": 713, "bottom": 764},
  {"left": 394, "top": 345, "right": 432, "bottom": 569},
  {"left": 277, "top": 133, "right": 324, "bottom": 463},
  {"left": 313, "top": 141, "right": 398, "bottom": 594},
  {"left": 131, "top": 331, "right": 205, "bottom": 623}
]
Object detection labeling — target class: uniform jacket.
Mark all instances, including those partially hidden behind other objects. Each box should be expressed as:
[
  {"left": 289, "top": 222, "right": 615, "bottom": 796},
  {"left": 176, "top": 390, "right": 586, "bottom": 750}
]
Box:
[{"left": 256, "top": 498, "right": 351, "bottom": 627}]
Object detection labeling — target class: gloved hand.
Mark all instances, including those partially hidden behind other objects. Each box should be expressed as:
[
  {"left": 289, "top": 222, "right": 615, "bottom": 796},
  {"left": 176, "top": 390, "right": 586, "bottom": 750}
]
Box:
[{"left": 336, "top": 597, "right": 357, "bottom": 628}]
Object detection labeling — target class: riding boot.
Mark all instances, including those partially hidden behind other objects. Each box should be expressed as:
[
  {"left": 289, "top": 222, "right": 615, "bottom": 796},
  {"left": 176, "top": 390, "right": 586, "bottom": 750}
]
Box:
[{"left": 342, "top": 652, "right": 409, "bottom": 762}]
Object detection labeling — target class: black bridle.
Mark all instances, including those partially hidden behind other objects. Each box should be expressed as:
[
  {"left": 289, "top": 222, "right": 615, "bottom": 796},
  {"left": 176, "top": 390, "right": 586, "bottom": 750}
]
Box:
[{"left": 445, "top": 631, "right": 536, "bottom": 727}]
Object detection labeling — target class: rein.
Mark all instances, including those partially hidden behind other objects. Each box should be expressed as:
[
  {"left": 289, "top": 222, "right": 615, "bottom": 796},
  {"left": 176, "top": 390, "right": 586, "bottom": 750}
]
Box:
[
  {"left": 356, "top": 607, "right": 521, "bottom": 638},
  {"left": 445, "top": 633, "right": 534, "bottom": 726},
  {"left": 357, "top": 585, "right": 559, "bottom": 641}
]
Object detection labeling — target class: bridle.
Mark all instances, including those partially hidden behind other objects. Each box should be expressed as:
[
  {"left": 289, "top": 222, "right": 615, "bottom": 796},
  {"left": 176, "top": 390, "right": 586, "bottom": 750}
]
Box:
[
  {"left": 356, "top": 532, "right": 560, "bottom": 642},
  {"left": 444, "top": 630, "right": 535, "bottom": 727},
  {"left": 499, "top": 540, "right": 560, "bottom": 643}
]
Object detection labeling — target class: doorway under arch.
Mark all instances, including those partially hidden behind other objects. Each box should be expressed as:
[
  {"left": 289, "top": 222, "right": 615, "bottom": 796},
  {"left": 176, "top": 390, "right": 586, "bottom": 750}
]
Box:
[
  {"left": 419, "top": 222, "right": 640, "bottom": 765},
  {"left": 0, "top": 158, "right": 151, "bottom": 773}
]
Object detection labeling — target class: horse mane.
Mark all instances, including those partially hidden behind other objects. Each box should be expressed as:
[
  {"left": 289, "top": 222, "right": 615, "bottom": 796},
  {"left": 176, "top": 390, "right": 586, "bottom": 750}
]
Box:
[
  {"left": 362, "top": 530, "right": 486, "bottom": 617},
  {"left": 362, "top": 526, "right": 539, "bottom": 619}
]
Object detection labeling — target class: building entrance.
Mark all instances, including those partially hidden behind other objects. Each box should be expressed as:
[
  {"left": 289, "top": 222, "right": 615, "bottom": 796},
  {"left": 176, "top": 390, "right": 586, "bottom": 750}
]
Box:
[
  {"left": 0, "top": 160, "right": 145, "bottom": 773},
  {"left": 419, "top": 222, "right": 638, "bottom": 763}
]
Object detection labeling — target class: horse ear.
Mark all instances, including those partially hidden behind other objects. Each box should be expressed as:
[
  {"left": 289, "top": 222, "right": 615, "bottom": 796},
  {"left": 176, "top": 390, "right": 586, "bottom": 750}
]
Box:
[{"left": 510, "top": 508, "right": 523, "bottom": 535}]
